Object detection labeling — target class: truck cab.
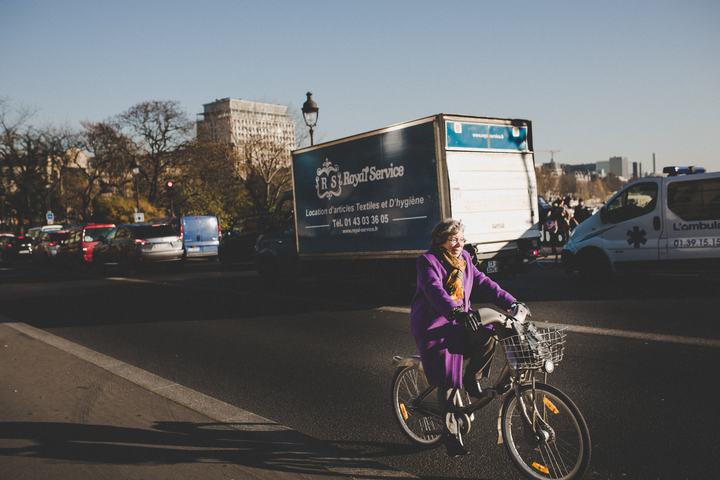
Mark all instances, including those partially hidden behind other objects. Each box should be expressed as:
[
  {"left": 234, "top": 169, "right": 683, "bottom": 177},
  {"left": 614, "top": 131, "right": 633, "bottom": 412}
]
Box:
[{"left": 562, "top": 167, "right": 720, "bottom": 277}]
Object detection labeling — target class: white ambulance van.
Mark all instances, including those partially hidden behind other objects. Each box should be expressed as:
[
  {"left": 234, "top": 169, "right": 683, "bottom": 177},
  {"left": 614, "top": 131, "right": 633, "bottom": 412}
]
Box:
[{"left": 562, "top": 166, "right": 720, "bottom": 277}]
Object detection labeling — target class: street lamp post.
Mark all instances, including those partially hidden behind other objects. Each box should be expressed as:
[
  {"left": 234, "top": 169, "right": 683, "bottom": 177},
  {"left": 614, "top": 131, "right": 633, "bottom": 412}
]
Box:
[
  {"left": 131, "top": 163, "right": 141, "bottom": 213},
  {"left": 301, "top": 92, "right": 319, "bottom": 146},
  {"left": 45, "top": 184, "right": 51, "bottom": 212}
]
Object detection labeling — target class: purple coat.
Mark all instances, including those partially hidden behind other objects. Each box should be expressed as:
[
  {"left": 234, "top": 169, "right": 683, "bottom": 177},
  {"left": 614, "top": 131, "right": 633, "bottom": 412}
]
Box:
[{"left": 410, "top": 250, "right": 516, "bottom": 389}]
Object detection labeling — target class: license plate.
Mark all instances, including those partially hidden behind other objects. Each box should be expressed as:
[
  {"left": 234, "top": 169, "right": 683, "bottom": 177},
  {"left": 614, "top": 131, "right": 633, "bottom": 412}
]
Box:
[
  {"left": 486, "top": 260, "right": 498, "bottom": 273},
  {"left": 187, "top": 247, "right": 199, "bottom": 252}
]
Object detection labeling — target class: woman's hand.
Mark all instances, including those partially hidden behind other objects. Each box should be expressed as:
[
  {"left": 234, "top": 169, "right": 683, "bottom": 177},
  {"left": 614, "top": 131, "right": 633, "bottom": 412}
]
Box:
[
  {"left": 455, "top": 310, "right": 482, "bottom": 332},
  {"left": 509, "top": 302, "right": 531, "bottom": 318}
]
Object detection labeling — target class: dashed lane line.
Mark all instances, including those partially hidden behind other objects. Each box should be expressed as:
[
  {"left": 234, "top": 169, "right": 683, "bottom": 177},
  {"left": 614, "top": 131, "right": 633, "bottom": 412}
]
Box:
[
  {"left": 376, "top": 306, "right": 720, "bottom": 349},
  {"left": 106, "top": 279, "right": 720, "bottom": 349}
]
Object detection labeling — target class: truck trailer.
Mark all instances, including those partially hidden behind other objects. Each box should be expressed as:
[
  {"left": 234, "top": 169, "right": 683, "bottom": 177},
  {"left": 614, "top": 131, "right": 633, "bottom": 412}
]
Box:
[{"left": 256, "top": 113, "right": 541, "bottom": 278}]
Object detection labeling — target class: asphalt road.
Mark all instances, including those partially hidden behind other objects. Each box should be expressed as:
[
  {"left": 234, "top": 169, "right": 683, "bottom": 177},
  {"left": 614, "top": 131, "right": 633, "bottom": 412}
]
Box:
[{"left": 1, "top": 259, "right": 718, "bottom": 479}]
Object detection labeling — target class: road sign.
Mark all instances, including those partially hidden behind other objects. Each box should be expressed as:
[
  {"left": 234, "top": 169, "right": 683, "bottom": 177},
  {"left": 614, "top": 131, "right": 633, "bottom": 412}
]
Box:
[
  {"left": 133, "top": 212, "right": 145, "bottom": 223},
  {"left": 46, "top": 211, "right": 54, "bottom": 225}
]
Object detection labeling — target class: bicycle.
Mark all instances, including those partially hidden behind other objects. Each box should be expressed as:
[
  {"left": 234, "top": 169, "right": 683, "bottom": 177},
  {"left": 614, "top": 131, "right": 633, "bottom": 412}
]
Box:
[{"left": 391, "top": 304, "right": 591, "bottom": 479}]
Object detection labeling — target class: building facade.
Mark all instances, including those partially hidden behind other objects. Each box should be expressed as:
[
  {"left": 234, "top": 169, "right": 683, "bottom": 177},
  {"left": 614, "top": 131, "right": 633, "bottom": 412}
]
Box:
[
  {"left": 196, "top": 98, "right": 296, "bottom": 154},
  {"left": 608, "top": 156, "right": 629, "bottom": 178}
]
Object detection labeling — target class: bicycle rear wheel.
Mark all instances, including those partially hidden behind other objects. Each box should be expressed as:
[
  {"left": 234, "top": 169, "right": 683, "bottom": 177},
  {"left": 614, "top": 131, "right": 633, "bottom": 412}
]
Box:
[
  {"left": 391, "top": 365, "right": 443, "bottom": 445},
  {"left": 501, "top": 383, "right": 591, "bottom": 480}
]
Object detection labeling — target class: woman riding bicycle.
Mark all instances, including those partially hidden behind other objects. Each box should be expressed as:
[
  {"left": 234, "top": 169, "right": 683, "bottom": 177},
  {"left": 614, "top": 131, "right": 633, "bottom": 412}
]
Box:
[{"left": 410, "top": 219, "right": 519, "bottom": 457}]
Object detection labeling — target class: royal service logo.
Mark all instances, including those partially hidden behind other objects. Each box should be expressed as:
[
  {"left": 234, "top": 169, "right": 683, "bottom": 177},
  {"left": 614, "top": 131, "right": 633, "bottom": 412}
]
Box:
[{"left": 314, "top": 158, "right": 405, "bottom": 200}]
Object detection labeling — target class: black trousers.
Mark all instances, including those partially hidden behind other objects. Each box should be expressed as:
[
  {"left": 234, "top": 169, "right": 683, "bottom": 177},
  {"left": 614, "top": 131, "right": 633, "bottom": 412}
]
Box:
[
  {"left": 437, "top": 327, "right": 496, "bottom": 407},
  {"left": 464, "top": 326, "right": 496, "bottom": 381}
]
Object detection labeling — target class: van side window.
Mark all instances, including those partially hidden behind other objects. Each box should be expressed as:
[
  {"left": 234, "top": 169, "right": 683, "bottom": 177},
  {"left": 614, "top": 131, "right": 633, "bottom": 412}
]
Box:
[
  {"left": 667, "top": 178, "right": 720, "bottom": 221},
  {"left": 605, "top": 182, "right": 658, "bottom": 223}
]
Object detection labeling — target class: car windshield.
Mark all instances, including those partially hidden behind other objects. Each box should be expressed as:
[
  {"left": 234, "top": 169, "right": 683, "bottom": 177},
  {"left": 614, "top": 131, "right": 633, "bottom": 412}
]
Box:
[
  {"left": 48, "top": 232, "right": 68, "bottom": 241},
  {"left": 132, "top": 225, "right": 177, "bottom": 239},
  {"left": 84, "top": 227, "right": 115, "bottom": 241}
]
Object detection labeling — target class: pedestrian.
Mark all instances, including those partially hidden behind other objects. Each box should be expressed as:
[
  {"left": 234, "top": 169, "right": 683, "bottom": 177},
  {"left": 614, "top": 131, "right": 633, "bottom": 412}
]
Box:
[
  {"left": 547, "top": 199, "right": 564, "bottom": 258},
  {"left": 409, "top": 219, "right": 519, "bottom": 457},
  {"left": 574, "top": 198, "right": 591, "bottom": 224}
]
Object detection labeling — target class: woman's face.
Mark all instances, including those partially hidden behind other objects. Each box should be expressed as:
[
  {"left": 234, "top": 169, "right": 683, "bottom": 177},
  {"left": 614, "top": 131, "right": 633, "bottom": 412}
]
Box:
[{"left": 441, "top": 232, "right": 465, "bottom": 257}]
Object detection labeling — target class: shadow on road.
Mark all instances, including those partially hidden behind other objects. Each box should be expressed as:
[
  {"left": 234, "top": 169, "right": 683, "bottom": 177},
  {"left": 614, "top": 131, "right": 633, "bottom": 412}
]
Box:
[{"left": 0, "top": 420, "right": 422, "bottom": 478}]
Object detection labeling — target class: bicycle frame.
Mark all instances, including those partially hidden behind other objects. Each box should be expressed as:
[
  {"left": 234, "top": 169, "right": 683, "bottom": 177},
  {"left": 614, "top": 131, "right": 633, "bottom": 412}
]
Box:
[
  {"left": 393, "top": 306, "right": 590, "bottom": 479},
  {"left": 410, "top": 338, "right": 552, "bottom": 443}
]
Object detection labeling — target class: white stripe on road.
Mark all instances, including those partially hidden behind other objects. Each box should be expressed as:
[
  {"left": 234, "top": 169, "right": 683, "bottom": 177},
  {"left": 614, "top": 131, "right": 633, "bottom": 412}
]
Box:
[
  {"left": 0, "top": 317, "right": 417, "bottom": 479},
  {"left": 376, "top": 306, "right": 720, "bottom": 349}
]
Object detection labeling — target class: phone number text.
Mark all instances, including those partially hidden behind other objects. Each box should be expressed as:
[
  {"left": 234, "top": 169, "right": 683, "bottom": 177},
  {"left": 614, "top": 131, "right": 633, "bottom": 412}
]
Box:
[
  {"left": 331, "top": 214, "right": 390, "bottom": 229},
  {"left": 672, "top": 237, "right": 720, "bottom": 248}
]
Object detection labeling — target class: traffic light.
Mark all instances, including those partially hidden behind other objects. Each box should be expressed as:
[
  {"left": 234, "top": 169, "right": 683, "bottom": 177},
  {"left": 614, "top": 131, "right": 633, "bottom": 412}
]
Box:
[{"left": 166, "top": 180, "right": 174, "bottom": 192}]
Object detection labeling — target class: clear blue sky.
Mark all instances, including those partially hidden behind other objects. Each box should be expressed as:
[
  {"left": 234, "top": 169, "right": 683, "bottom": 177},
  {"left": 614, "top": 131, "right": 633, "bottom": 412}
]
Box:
[{"left": 2, "top": 0, "right": 719, "bottom": 172}]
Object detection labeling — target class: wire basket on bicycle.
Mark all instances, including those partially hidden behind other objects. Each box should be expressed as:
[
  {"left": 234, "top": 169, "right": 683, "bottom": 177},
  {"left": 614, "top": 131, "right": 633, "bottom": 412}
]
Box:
[{"left": 500, "top": 327, "right": 567, "bottom": 370}]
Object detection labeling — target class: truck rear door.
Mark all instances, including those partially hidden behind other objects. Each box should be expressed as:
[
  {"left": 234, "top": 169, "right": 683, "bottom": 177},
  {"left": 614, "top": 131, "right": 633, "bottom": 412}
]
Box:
[{"left": 444, "top": 119, "right": 538, "bottom": 251}]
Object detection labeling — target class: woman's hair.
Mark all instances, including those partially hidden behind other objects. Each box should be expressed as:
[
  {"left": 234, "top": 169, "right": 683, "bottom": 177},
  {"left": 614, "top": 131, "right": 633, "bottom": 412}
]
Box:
[{"left": 430, "top": 219, "right": 464, "bottom": 248}]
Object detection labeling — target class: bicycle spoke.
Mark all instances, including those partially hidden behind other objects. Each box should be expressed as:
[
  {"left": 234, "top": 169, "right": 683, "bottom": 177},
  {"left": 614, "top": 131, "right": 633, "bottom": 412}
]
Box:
[
  {"left": 541, "top": 440, "right": 569, "bottom": 478},
  {"left": 394, "top": 366, "right": 442, "bottom": 445}
]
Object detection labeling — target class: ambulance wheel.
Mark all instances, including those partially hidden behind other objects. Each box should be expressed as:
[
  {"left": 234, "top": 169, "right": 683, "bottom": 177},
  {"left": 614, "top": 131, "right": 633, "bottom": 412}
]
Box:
[{"left": 578, "top": 249, "right": 611, "bottom": 282}]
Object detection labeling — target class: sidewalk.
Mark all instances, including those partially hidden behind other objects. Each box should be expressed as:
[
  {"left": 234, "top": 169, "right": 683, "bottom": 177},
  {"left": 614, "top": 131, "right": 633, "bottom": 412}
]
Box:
[{"left": 0, "top": 322, "right": 413, "bottom": 480}]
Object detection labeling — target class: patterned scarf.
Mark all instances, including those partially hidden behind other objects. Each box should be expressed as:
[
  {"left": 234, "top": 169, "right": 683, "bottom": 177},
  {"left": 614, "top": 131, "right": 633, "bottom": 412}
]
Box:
[{"left": 438, "top": 248, "right": 466, "bottom": 302}]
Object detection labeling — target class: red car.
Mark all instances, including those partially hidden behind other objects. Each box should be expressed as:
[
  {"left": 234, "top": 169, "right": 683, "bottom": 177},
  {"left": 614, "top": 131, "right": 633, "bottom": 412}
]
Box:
[{"left": 57, "top": 223, "right": 116, "bottom": 265}]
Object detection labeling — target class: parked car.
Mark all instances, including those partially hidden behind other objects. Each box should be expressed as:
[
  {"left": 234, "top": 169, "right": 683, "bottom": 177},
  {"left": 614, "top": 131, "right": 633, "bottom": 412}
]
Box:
[
  {"left": 94, "top": 222, "right": 183, "bottom": 268},
  {"left": 180, "top": 215, "right": 220, "bottom": 260},
  {"left": 57, "top": 223, "right": 116, "bottom": 266},
  {"left": 26, "top": 225, "right": 64, "bottom": 243},
  {"left": 0, "top": 234, "right": 16, "bottom": 263},
  {"left": 2, "top": 234, "right": 34, "bottom": 263},
  {"left": 33, "top": 230, "right": 69, "bottom": 264},
  {"left": 220, "top": 227, "right": 261, "bottom": 265}
]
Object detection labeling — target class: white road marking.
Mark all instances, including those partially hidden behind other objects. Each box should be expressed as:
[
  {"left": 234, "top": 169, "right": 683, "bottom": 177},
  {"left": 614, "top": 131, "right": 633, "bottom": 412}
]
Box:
[
  {"left": 376, "top": 306, "right": 720, "bottom": 349},
  {"left": 0, "top": 316, "right": 417, "bottom": 479}
]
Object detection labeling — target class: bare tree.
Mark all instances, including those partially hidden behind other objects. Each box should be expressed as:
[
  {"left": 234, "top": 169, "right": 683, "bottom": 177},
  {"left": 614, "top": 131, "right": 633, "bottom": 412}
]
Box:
[
  {"left": 74, "top": 121, "right": 137, "bottom": 220},
  {"left": 117, "top": 100, "right": 193, "bottom": 203},
  {"left": 0, "top": 101, "right": 78, "bottom": 229},
  {"left": 236, "top": 134, "right": 293, "bottom": 226}
]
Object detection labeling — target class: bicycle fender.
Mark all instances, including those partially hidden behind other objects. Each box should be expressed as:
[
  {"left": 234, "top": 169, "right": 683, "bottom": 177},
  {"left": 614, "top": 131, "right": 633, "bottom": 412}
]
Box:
[
  {"left": 496, "top": 407, "right": 504, "bottom": 445},
  {"left": 392, "top": 355, "right": 422, "bottom": 370}
]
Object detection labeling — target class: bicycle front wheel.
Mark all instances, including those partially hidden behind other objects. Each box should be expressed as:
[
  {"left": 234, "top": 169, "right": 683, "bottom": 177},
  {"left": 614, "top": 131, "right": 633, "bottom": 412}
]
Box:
[
  {"left": 501, "top": 383, "right": 591, "bottom": 480},
  {"left": 391, "top": 365, "right": 443, "bottom": 445}
]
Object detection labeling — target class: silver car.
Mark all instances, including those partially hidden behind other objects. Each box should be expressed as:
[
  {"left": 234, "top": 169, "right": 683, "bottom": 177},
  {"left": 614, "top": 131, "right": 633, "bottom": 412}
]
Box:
[{"left": 104, "top": 223, "right": 184, "bottom": 266}]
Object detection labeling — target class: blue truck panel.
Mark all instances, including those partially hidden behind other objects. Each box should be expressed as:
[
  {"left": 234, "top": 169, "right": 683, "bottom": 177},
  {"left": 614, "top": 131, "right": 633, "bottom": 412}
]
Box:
[
  {"left": 445, "top": 121, "right": 528, "bottom": 152},
  {"left": 293, "top": 121, "right": 441, "bottom": 255}
]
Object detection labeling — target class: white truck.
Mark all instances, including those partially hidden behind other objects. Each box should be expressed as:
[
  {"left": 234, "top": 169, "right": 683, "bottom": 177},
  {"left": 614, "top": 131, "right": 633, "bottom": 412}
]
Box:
[
  {"left": 562, "top": 166, "right": 720, "bottom": 277},
  {"left": 256, "top": 114, "right": 541, "bottom": 277}
]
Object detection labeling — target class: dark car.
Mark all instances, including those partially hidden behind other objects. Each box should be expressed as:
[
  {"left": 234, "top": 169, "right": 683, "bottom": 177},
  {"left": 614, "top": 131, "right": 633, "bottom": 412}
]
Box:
[
  {"left": 1, "top": 234, "right": 35, "bottom": 263},
  {"left": 0, "top": 234, "right": 16, "bottom": 263},
  {"left": 57, "top": 223, "right": 116, "bottom": 266},
  {"left": 94, "top": 222, "right": 183, "bottom": 269},
  {"left": 33, "top": 230, "right": 69, "bottom": 264},
  {"left": 254, "top": 227, "right": 297, "bottom": 278},
  {"left": 220, "top": 226, "right": 261, "bottom": 265}
]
